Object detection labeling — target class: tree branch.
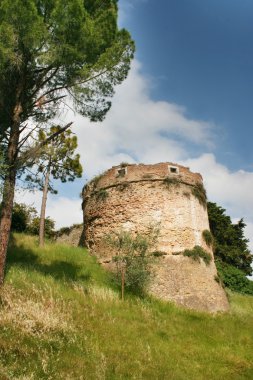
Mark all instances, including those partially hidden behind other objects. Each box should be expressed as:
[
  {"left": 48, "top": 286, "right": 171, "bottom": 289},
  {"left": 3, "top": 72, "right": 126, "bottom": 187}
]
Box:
[{"left": 17, "top": 122, "right": 73, "bottom": 168}]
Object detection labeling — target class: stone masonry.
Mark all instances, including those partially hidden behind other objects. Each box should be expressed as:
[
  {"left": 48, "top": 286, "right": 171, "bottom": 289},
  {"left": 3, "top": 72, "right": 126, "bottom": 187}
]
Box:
[{"left": 82, "top": 162, "right": 229, "bottom": 312}]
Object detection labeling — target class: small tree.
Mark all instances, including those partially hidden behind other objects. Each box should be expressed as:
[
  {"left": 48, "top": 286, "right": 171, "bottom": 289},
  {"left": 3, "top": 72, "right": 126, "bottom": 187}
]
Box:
[
  {"left": 106, "top": 229, "right": 158, "bottom": 300},
  {"left": 11, "top": 202, "right": 37, "bottom": 233},
  {"left": 27, "top": 126, "right": 82, "bottom": 246},
  {"left": 28, "top": 216, "right": 55, "bottom": 239}
]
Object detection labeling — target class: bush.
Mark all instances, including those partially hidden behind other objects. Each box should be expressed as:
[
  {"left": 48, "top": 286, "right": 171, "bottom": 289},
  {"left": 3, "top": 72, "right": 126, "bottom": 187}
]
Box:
[
  {"left": 106, "top": 230, "right": 158, "bottom": 298},
  {"left": 202, "top": 230, "right": 214, "bottom": 247},
  {"left": 183, "top": 245, "right": 212, "bottom": 265},
  {"left": 28, "top": 217, "right": 55, "bottom": 239},
  {"left": 191, "top": 183, "right": 207, "bottom": 208},
  {"left": 95, "top": 189, "right": 108, "bottom": 201},
  {"left": 11, "top": 203, "right": 37, "bottom": 232},
  {"left": 163, "top": 177, "right": 180, "bottom": 188},
  {"left": 216, "top": 261, "right": 253, "bottom": 295}
]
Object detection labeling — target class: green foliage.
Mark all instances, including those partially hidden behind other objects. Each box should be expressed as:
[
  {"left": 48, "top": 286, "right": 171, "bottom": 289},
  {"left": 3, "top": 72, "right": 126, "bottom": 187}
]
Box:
[
  {"left": 152, "top": 250, "right": 167, "bottom": 257},
  {"left": 216, "top": 261, "right": 253, "bottom": 295},
  {"left": 163, "top": 177, "right": 180, "bottom": 188},
  {"left": 4, "top": 202, "right": 35, "bottom": 233},
  {"left": 0, "top": 0, "right": 134, "bottom": 134},
  {"left": 191, "top": 183, "right": 207, "bottom": 208},
  {"left": 94, "top": 188, "right": 108, "bottom": 201},
  {"left": 26, "top": 126, "right": 83, "bottom": 194},
  {"left": 202, "top": 229, "right": 214, "bottom": 247},
  {"left": 106, "top": 230, "right": 157, "bottom": 296},
  {"left": 11, "top": 203, "right": 37, "bottom": 233},
  {"left": 28, "top": 216, "right": 55, "bottom": 239},
  {"left": 1, "top": 233, "right": 253, "bottom": 379},
  {"left": 207, "top": 202, "right": 252, "bottom": 276},
  {"left": 183, "top": 245, "right": 212, "bottom": 265},
  {"left": 1, "top": 201, "right": 55, "bottom": 236}
]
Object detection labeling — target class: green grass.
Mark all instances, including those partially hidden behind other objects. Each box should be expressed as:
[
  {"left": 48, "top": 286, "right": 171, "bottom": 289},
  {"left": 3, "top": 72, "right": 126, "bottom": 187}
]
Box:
[{"left": 0, "top": 234, "right": 253, "bottom": 379}]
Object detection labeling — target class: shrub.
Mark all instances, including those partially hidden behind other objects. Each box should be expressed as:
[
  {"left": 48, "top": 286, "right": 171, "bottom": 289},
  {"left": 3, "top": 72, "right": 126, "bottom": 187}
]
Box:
[
  {"left": 202, "top": 230, "right": 214, "bottom": 247},
  {"left": 152, "top": 250, "right": 166, "bottom": 257},
  {"left": 28, "top": 217, "right": 55, "bottom": 239},
  {"left": 163, "top": 177, "right": 180, "bottom": 188},
  {"left": 105, "top": 230, "right": 158, "bottom": 299},
  {"left": 95, "top": 189, "right": 108, "bottom": 201},
  {"left": 10, "top": 203, "right": 37, "bottom": 232},
  {"left": 120, "top": 162, "right": 129, "bottom": 167},
  {"left": 183, "top": 245, "right": 212, "bottom": 265},
  {"left": 216, "top": 261, "right": 253, "bottom": 295},
  {"left": 191, "top": 183, "right": 207, "bottom": 208}
]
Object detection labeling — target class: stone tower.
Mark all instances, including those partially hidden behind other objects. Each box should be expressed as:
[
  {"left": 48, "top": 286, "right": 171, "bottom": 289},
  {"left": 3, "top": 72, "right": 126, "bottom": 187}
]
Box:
[{"left": 82, "top": 162, "right": 229, "bottom": 312}]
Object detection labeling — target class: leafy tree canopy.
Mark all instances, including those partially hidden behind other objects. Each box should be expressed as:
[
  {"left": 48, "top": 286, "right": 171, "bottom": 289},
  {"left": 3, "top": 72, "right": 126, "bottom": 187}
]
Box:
[
  {"left": 207, "top": 202, "right": 252, "bottom": 276},
  {"left": 0, "top": 0, "right": 134, "bottom": 151},
  {"left": 26, "top": 125, "right": 83, "bottom": 194}
]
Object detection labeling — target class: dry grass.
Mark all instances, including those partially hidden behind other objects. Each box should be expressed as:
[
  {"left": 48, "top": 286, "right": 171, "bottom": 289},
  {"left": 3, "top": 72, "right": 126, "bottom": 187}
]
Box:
[{"left": 0, "top": 285, "right": 73, "bottom": 337}]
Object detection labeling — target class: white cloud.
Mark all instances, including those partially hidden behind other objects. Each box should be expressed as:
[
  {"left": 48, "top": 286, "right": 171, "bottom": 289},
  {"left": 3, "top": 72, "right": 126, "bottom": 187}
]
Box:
[
  {"left": 66, "top": 60, "right": 215, "bottom": 178},
  {"left": 182, "top": 154, "right": 253, "bottom": 249},
  {"left": 15, "top": 189, "right": 82, "bottom": 229}
]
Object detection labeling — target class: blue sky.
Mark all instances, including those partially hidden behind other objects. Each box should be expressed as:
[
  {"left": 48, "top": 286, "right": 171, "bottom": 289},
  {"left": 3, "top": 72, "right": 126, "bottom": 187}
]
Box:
[
  {"left": 17, "top": 0, "right": 253, "bottom": 250},
  {"left": 120, "top": 0, "right": 253, "bottom": 170}
]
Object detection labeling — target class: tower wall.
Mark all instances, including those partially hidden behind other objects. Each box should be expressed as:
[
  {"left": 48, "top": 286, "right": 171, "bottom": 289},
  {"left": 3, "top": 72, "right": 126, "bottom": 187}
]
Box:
[{"left": 82, "top": 163, "right": 229, "bottom": 312}]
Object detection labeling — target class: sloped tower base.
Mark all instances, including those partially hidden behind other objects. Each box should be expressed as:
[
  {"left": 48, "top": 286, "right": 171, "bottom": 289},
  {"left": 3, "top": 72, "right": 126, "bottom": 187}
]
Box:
[{"left": 149, "top": 256, "right": 229, "bottom": 312}]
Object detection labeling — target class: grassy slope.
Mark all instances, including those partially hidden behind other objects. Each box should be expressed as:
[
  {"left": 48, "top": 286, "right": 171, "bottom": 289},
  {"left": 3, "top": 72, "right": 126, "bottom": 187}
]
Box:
[{"left": 0, "top": 234, "right": 252, "bottom": 380}]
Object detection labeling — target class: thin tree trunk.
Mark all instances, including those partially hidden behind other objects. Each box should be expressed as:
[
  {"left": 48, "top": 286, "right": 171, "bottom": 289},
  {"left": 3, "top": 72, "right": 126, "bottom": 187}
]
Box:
[
  {"left": 0, "top": 166, "right": 17, "bottom": 284},
  {"left": 121, "top": 266, "right": 125, "bottom": 301},
  {"left": 39, "top": 165, "right": 50, "bottom": 247}
]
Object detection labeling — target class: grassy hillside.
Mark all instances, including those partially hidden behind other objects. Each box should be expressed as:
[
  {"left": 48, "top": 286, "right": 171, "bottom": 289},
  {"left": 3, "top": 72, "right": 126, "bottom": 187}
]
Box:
[{"left": 0, "top": 234, "right": 253, "bottom": 380}]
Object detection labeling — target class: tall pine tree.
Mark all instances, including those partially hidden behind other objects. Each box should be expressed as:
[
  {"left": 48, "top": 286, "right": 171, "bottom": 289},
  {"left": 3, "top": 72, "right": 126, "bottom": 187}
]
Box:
[{"left": 0, "top": 0, "right": 134, "bottom": 283}]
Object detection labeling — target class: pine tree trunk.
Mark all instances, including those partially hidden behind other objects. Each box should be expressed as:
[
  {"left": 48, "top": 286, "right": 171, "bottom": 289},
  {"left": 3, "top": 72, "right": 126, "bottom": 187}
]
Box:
[
  {"left": 39, "top": 166, "right": 50, "bottom": 247},
  {"left": 0, "top": 112, "right": 21, "bottom": 284},
  {"left": 0, "top": 167, "right": 17, "bottom": 284}
]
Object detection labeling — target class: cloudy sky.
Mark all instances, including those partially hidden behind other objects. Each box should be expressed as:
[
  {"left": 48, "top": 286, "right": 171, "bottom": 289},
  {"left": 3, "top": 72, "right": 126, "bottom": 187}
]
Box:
[{"left": 17, "top": 0, "right": 253, "bottom": 250}]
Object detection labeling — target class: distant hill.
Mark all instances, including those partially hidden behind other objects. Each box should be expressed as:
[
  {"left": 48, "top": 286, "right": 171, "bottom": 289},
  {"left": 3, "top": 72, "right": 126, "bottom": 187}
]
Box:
[{"left": 0, "top": 234, "right": 253, "bottom": 379}]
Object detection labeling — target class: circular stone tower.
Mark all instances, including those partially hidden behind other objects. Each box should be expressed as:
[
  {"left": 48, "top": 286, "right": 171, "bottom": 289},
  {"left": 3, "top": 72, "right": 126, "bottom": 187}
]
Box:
[{"left": 82, "top": 162, "right": 229, "bottom": 312}]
